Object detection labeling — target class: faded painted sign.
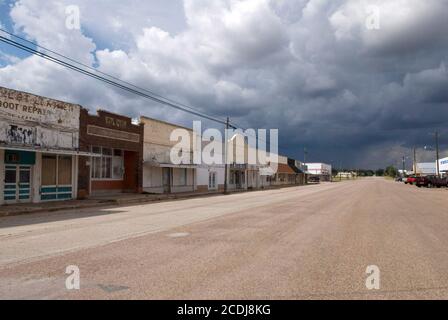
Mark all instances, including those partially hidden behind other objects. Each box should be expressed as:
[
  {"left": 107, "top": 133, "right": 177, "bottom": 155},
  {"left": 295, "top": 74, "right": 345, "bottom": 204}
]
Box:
[
  {"left": 105, "top": 116, "right": 127, "bottom": 129},
  {"left": 0, "top": 87, "right": 80, "bottom": 149},
  {"left": 0, "top": 86, "right": 80, "bottom": 129}
]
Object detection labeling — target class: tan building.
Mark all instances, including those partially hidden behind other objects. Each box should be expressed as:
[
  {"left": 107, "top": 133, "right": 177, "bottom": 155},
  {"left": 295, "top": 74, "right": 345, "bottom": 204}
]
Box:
[{"left": 140, "top": 116, "right": 197, "bottom": 194}]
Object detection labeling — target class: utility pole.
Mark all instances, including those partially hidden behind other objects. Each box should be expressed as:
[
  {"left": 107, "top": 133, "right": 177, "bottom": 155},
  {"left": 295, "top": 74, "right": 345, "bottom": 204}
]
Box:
[
  {"left": 402, "top": 156, "right": 406, "bottom": 176},
  {"left": 224, "top": 117, "right": 230, "bottom": 194},
  {"left": 340, "top": 162, "right": 342, "bottom": 181},
  {"left": 435, "top": 130, "right": 440, "bottom": 178},
  {"left": 413, "top": 147, "right": 417, "bottom": 175},
  {"left": 303, "top": 147, "right": 308, "bottom": 165}
]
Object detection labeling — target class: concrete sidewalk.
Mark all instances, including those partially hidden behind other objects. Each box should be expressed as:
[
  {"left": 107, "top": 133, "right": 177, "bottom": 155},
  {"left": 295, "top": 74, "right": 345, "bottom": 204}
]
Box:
[
  {"left": 0, "top": 184, "right": 313, "bottom": 218},
  {"left": 0, "top": 191, "right": 221, "bottom": 217}
]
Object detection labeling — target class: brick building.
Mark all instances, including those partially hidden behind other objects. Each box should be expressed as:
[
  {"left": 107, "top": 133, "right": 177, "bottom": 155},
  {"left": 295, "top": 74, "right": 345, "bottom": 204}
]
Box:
[{"left": 78, "top": 109, "right": 143, "bottom": 198}]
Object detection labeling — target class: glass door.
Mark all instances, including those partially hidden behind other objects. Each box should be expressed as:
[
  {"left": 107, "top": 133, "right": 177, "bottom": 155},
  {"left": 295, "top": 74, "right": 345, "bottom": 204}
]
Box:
[
  {"left": 18, "top": 166, "right": 31, "bottom": 201},
  {"left": 208, "top": 172, "right": 217, "bottom": 190},
  {"left": 3, "top": 165, "right": 32, "bottom": 203},
  {"left": 4, "top": 166, "right": 17, "bottom": 202}
]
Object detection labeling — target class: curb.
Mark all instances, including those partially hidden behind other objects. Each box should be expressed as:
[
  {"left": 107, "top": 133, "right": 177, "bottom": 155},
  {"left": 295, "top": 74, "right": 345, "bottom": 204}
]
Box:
[{"left": 0, "top": 185, "right": 310, "bottom": 218}]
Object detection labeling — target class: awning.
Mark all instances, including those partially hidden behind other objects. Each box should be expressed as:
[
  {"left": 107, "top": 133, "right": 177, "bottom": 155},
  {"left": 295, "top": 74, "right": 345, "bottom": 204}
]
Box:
[
  {"left": 0, "top": 145, "right": 100, "bottom": 157},
  {"left": 260, "top": 166, "right": 275, "bottom": 176},
  {"left": 277, "top": 163, "right": 297, "bottom": 174},
  {"left": 288, "top": 164, "right": 304, "bottom": 174},
  {"left": 143, "top": 161, "right": 197, "bottom": 169}
]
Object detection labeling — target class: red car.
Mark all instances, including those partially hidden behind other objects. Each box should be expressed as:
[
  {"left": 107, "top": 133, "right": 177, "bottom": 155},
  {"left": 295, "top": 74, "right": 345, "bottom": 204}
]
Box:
[{"left": 405, "top": 176, "right": 417, "bottom": 185}]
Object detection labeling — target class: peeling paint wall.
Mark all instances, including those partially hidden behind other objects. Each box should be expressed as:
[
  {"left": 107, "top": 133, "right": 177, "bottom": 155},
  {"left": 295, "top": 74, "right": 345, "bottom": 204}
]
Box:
[{"left": 0, "top": 86, "right": 80, "bottom": 150}]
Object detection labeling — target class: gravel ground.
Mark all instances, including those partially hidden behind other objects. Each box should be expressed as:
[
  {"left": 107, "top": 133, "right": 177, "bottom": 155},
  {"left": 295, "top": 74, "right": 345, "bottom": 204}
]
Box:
[{"left": 1, "top": 178, "right": 448, "bottom": 300}]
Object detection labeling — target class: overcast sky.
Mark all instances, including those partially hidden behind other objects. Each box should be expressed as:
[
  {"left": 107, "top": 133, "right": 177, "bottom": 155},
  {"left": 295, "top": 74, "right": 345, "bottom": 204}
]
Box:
[{"left": 1, "top": 0, "right": 448, "bottom": 169}]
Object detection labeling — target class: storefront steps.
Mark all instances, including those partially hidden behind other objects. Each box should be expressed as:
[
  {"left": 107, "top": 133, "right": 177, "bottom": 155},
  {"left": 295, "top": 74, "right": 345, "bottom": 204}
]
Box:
[{"left": 0, "top": 184, "right": 312, "bottom": 218}]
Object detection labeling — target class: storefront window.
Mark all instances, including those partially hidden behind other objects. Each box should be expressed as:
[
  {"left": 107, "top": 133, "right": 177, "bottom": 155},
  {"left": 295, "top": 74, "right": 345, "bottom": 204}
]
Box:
[
  {"left": 102, "top": 157, "right": 112, "bottom": 179},
  {"left": 91, "top": 147, "right": 124, "bottom": 180},
  {"left": 42, "top": 155, "right": 57, "bottom": 186},
  {"left": 230, "top": 171, "right": 235, "bottom": 184},
  {"left": 112, "top": 156, "right": 124, "bottom": 179},
  {"left": 58, "top": 156, "right": 72, "bottom": 185},
  {"left": 42, "top": 155, "right": 72, "bottom": 186},
  {"left": 209, "top": 172, "right": 217, "bottom": 189},
  {"left": 179, "top": 168, "right": 187, "bottom": 186}
]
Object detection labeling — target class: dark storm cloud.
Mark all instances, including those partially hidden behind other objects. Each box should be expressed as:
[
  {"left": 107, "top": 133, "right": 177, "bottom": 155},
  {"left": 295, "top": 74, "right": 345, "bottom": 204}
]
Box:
[{"left": 1, "top": 0, "right": 448, "bottom": 169}]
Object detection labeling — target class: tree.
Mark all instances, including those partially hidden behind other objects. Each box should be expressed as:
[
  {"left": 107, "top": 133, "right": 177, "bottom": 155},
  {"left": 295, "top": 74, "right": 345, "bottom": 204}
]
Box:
[
  {"left": 375, "top": 169, "right": 385, "bottom": 176},
  {"left": 385, "top": 166, "right": 398, "bottom": 177}
]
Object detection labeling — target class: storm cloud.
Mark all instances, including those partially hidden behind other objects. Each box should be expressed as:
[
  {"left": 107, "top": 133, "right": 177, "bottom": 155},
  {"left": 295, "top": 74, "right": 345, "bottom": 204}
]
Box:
[{"left": 1, "top": 0, "right": 448, "bottom": 169}]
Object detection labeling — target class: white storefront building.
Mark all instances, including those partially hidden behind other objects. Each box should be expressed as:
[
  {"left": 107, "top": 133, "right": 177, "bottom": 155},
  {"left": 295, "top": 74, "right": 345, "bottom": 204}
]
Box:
[
  {"left": 438, "top": 157, "right": 448, "bottom": 176},
  {"left": 306, "top": 163, "right": 332, "bottom": 181},
  {"left": 141, "top": 116, "right": 197, "bottom": 194},
  {"left": 0, "top": 86, "right": 84, "bottom": 204}
]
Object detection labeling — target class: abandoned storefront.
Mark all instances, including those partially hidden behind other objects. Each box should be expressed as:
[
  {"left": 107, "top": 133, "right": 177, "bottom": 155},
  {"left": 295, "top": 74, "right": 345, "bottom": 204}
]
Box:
[
  {"left": 141, "top": 116, "right": 197, "bottom": 194},
  {"left": 0, "top": 86, "right": 84, "bottom": 204},
  {"left": 78, "top": 109, "right": 143, "bottom": 197}
]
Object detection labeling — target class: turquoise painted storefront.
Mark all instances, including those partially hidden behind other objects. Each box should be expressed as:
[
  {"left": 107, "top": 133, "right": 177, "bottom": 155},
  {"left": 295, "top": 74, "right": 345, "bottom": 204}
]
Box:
[
  {"left": 2, "top": 150, "right": 75, "bottom": 204},
  {"left": 3, "top": 150, "right": 35, "bottom": 203}
]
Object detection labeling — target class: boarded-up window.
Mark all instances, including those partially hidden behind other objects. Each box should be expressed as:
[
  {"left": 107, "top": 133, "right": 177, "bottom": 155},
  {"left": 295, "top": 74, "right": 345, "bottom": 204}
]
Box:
[
  {"left": 58, "top": 156, "right": 72, "bottom": 185},
  {"left": 42, "top": 155, "right": 57, "bottom": 186}
]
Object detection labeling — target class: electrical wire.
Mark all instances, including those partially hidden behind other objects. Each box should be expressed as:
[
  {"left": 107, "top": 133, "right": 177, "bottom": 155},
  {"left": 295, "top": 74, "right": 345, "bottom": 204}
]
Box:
[{"left": 0, "top": 31, "right": 230, "bottom": 126}]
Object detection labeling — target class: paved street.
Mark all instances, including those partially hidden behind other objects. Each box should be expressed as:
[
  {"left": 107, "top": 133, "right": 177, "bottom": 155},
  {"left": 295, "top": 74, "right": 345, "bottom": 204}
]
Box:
[{"left": 1, "top": 178, "right": 448, "bottom": 299}]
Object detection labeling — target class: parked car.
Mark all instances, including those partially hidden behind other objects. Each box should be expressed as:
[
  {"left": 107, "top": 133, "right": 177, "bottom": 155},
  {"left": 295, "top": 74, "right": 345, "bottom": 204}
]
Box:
[
  {"left": 427, "top": 176, "right": 448, "bottom": 188},
  {"left": 415, "top": 175, "right": 448, "bottom": 188},
  {"left": 405, "top": 176, "right": 417, "bottom": 185},
  {"left": 416, "top": 176, "right": 430, "bottom": 188},
  {"left": 308, "top": 176, "right": 320, "bottom": 183}
]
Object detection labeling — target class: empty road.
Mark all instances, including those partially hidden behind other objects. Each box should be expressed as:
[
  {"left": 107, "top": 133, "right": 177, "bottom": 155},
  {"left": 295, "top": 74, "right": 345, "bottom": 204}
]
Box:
[{"left": 1, "top": 178, "right": 448, "bottom": 299}]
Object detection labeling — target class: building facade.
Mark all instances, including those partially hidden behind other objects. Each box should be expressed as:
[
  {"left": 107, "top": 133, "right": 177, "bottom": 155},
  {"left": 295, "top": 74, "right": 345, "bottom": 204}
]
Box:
[
  {"left": 439, "top": 157, "right": 448, "bottom": 176},
  {"left": 0, "top": 86, "right": 84, "bottom": 204},
  {"left": 270, "top": 156, "right": 297, "bottom": 186},
  {"left": 306, "top": 163, "right": 332, "bottom": 181},
  {"left": 288, "top": 158, "right": 306, "bottom": 185},
  {"left": 196, "top": 141, "right": 226, "bottom": 193},
  {"left": 141, "top": 116, "right": 197, "bottom": 194},
  {"left": 78, "top": 109, "right": 143, "bottom": 197},
  {"left": 415, "top": 162, "right": 437, "bottom": 176}
]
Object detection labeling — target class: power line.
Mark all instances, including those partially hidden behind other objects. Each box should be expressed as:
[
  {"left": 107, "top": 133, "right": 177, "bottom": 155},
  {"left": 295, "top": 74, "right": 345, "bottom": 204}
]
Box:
[
  {"left": 0, "top": 28, "right": 232, "bottom": 126},
  {"left": 0, "top": 29, "right": 274, "bottom": 147},
  {"left": 0, "top": 29, "right": 230, "bottom": 126}
]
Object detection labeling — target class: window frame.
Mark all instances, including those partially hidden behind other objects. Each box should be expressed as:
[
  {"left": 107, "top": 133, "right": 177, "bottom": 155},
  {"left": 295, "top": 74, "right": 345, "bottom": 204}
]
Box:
[
  {"left": 91, "top": 146, "right": 125, "bottom": 181},
  {"left": 41, "top": 154, "right": 73, "bottom": 187},
  {"left": 179, "top": 168, "right": 188, "bottom": 186},
  {"left": 208, "top": 171, "right": 217, "bottom": 190}
]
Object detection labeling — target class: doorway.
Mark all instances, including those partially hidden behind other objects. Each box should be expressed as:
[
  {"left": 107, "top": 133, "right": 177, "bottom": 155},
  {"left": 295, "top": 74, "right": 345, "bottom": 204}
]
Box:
[
  {"left": 163, "top": 168, "right": 171, "bottom": 193},
  {"left": 4, "top": 165, "right": 32, "bottom": 203}
]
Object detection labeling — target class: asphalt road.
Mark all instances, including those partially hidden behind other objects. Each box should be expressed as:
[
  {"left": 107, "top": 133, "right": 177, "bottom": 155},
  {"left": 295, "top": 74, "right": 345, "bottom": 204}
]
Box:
[{"left": 1, "top": 178, "right": 448, "bottom": 300}]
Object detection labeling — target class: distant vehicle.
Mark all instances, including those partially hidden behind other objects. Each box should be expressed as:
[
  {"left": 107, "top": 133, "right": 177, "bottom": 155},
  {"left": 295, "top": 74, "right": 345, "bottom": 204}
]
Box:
[
  {"left": 405, "top": 176, "right": 417, "bottom": 185},
  {"left": 308, "top": 176, "right": 320, "bottom": 183},
  {"left": 427, "top": 176, "right": 448, "bottom": 188},
  {"left": 416, "top": 176, "right": 430, "bottom": 188},
  {"left": 415, "top": 176, "right": 448, "bottom": 188},
  {"left": 395, "top": 177, "right": 403, "bottom": 182}
]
